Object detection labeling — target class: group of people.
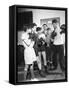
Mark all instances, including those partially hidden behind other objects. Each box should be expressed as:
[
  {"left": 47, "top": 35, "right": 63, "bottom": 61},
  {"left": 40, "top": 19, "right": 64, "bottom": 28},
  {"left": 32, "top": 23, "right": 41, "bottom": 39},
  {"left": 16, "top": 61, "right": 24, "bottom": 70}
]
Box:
[{"left": 20, "top": 19, "right": 65, "bottom": 81}]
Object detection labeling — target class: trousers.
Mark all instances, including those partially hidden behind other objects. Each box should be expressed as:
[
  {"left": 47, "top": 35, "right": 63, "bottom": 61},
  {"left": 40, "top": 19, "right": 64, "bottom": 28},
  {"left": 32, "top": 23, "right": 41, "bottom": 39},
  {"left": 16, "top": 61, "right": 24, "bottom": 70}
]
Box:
[{"left": 52, "top": 45, "right": 65, "bottom": 71}]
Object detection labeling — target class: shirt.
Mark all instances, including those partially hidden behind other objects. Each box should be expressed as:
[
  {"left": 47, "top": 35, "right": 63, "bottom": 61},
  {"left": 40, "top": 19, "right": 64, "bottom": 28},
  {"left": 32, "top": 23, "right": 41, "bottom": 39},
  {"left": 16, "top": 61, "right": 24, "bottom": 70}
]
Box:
[{"left": 53, "top": 32, "right": 65, "bottom": 45}]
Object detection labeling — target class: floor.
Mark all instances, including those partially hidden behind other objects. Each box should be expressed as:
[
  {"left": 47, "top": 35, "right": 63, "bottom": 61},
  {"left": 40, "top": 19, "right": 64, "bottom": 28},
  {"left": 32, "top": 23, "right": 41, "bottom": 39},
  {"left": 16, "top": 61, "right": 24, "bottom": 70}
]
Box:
[{"left": 17, "top": 63, "right": 65, "bottom": 82}]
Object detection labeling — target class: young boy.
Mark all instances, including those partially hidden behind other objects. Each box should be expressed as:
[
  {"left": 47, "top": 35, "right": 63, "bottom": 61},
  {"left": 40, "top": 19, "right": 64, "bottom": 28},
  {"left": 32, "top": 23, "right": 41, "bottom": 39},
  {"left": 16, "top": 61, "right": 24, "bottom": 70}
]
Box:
[
  {"left": 31, "top": 23, "right": 46, "bottom": 77},
  {"left": 36, "top": 27, "right": 48, "bottom": 75},
  {"left": 45, "top": 28, "right": 53, "bottom": 69}
]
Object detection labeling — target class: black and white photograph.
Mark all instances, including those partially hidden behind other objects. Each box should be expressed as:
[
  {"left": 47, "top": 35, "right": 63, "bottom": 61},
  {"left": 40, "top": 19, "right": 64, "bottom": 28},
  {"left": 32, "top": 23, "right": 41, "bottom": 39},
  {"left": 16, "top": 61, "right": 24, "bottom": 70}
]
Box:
[{"left": 9, "top": 5, "right": 67, "bottom": 85}]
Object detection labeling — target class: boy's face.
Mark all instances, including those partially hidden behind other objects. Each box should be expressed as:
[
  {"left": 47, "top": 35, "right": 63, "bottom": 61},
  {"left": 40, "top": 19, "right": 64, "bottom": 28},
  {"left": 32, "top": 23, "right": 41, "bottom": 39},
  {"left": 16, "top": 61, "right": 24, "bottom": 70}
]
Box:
[
  {"left": 52, "top": 23, "right": 57, "bottom": 29},
  {"left": 38, "top": 29, "right": 43, "bottom": 34},
  {"left": 27, "top": 28, "right": 32, "bottom": 33},
  {"left": 47, "top": 29, "right": 51, "bottom": 35},
  {"left": 32, "top": 26, "right": 37, "bottom": 33},
  {"left": 43, "top": 25, "right": 47, "bottom": 30}
]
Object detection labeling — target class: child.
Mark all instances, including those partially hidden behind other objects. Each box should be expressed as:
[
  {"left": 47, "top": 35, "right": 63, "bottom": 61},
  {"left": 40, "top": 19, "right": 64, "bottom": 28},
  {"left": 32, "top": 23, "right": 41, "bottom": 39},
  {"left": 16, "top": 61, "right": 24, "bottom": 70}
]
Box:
[
  {"left": 45, "top": 28, "right": 53, "bottom": 69},
  {"left": 46, "top": 28, "right": 52, "bottom": 61},
  {"left": 36, "top": 27, "right": 48, "bottom": 75},
  {"left": 29, "top": 23, "right": 47, "bottom": 77},
  {"left": 21, "top": 25, "right": 37, "bottom": 81}
]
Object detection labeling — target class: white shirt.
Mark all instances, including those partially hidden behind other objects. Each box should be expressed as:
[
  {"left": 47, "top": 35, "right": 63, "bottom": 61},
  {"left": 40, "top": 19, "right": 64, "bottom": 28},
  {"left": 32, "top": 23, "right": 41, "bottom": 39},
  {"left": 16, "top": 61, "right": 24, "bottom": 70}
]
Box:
[{"left": 53, "top": 33, "right": 65, "bottom": 45}]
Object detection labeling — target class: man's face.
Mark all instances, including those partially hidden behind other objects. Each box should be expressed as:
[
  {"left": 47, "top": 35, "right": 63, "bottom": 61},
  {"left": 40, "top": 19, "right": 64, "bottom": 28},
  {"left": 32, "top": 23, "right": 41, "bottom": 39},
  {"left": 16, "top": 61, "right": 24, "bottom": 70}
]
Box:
[{"left": 52, "top": 23, "right": 57, "bottom": 29}]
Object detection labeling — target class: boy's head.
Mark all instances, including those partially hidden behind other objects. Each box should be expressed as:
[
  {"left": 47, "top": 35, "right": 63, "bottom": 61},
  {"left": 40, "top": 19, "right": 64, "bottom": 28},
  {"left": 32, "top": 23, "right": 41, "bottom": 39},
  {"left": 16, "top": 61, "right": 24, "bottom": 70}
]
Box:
[
  {"left": 23, "top": 23, "right": 37, "bottom": 33},
  {"left": 42, "top": 24, "right": 48, "bottom": 30},
  {"left": 31, "top": 23, "right": 37, "bottom": 33},
  {"left": 60, "top": 24, "right": 65, "bottom": 33},
  {"left": 36, "top": 27, "right": 42, "bottom": 34},
  {"left": 52, "top": 19, "right": 59, "bottom": 29},
  {"left": 23, "top": 24, "right": 32, "bottom": 33}
]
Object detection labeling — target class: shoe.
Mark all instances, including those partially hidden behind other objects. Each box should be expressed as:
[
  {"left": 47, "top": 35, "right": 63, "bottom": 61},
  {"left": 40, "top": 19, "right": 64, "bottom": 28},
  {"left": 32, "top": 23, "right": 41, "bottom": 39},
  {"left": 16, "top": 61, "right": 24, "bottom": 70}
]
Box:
[
  {"left": 44, "top": 66, "right": 49, "bottom": 74},
  {"left": 39, "top": 70, "right": 46, "bottom": 77},
  {"left": 31, "top": 78, "right": 39, "bottom": 81},
  {"left": 30, "top": 69, "right": 35, "bottom": 79},
  {"left": 23, "top": 71, "right": 27, "bottom": 80},
  {"left": 48, "top": 63, "right": 55, "bottom": 70}
]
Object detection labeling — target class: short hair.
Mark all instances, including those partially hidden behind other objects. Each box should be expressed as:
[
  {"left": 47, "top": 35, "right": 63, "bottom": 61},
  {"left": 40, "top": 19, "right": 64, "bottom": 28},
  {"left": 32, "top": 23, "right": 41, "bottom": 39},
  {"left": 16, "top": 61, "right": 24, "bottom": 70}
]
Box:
[
  {"left": 32, "top": 23, "right": 37, "bottom": 27},
  {"left": 23, "top": 23, "right": 37, "bottom": 32},
  {"left": 47, "top": 28, "right": 51, "bottom": 31},
  {"left": 52, "top": 19, "right": 58, "bottom": 24},
  {"left": 36, "top": 27, "right": 42, "bottom": 32},
  {"left": 23, "top": 24, "right": 32, "bottom": 32},
  {"left": 60, "top": 24, "right": 65, "bottom": 30},
  {"left": 60, "top": 24, "right": 66, "bottom": 33},
  {"left": 23, "top": 25, "right": 28, "bottom": 32},
  {"left": 42, "top": 24, "right": 47, "bottom": 26},
  {"left": 30, "top": 23, "right": 37, "bottom": 28}
]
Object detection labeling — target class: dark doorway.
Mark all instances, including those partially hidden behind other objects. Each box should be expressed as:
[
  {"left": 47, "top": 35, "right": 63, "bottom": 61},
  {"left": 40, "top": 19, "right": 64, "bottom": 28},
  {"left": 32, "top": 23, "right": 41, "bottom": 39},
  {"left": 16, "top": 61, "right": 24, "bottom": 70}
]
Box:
[{"left": 17, "top": 11, "right": 33, "bottom": 31}]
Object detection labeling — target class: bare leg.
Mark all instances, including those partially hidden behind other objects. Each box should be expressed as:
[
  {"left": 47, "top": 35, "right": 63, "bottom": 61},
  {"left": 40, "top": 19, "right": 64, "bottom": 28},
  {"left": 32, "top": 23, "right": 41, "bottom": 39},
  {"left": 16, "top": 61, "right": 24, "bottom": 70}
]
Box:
[
  {"left": 42, "top": 51, "right": 47, "bottom": 66},
  {"left": 38, "top": 52, "right": 46, "bottom": 77},
  {"left": 24, "top": 64, "right": 28, "bottom": 80},
  {"left": 42, "top": 51, "right": 48, "bottom": 74},
  {"left": 37, "top": 54, "right": 42, "bottom": 70},
  {"left": 30, "top": 64, "right": 35, "bottom": 79}
]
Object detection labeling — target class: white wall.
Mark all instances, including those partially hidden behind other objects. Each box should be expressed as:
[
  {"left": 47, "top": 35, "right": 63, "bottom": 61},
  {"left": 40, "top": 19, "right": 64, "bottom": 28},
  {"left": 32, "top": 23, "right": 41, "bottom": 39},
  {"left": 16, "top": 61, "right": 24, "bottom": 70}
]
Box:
[{"left": 18, "top": 8, "right": 65, "bottom": 26}]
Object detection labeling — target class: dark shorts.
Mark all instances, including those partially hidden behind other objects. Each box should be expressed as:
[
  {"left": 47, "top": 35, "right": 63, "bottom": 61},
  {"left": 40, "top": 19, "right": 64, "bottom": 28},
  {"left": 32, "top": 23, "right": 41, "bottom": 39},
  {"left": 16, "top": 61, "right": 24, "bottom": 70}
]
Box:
[{"left": 38, "top": 44, "right": 46, "bottom": 52}]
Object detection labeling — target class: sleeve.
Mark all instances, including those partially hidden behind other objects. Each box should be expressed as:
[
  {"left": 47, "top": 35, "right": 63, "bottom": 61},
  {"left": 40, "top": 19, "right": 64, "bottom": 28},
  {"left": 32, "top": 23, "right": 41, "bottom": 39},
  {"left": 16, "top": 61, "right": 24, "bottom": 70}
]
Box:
[
  {"left": 43, "top": 34, "right": 46, "bottom": 40},
  {"left": 63, "top": 34, "right": 65, "bottom": 56},
  {"left": 62, "top": 34, "right": 65, "bottom": 44},
  {"left": 62, "top": 34, "right": 65, "bottom": 56}
]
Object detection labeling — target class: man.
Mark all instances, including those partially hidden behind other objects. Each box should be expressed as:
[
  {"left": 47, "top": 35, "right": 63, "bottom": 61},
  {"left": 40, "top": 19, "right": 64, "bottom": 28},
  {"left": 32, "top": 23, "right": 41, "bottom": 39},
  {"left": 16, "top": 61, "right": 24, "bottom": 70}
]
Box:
[{"left": 51, "top": 19, "right": 65, "bottom": 72}]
